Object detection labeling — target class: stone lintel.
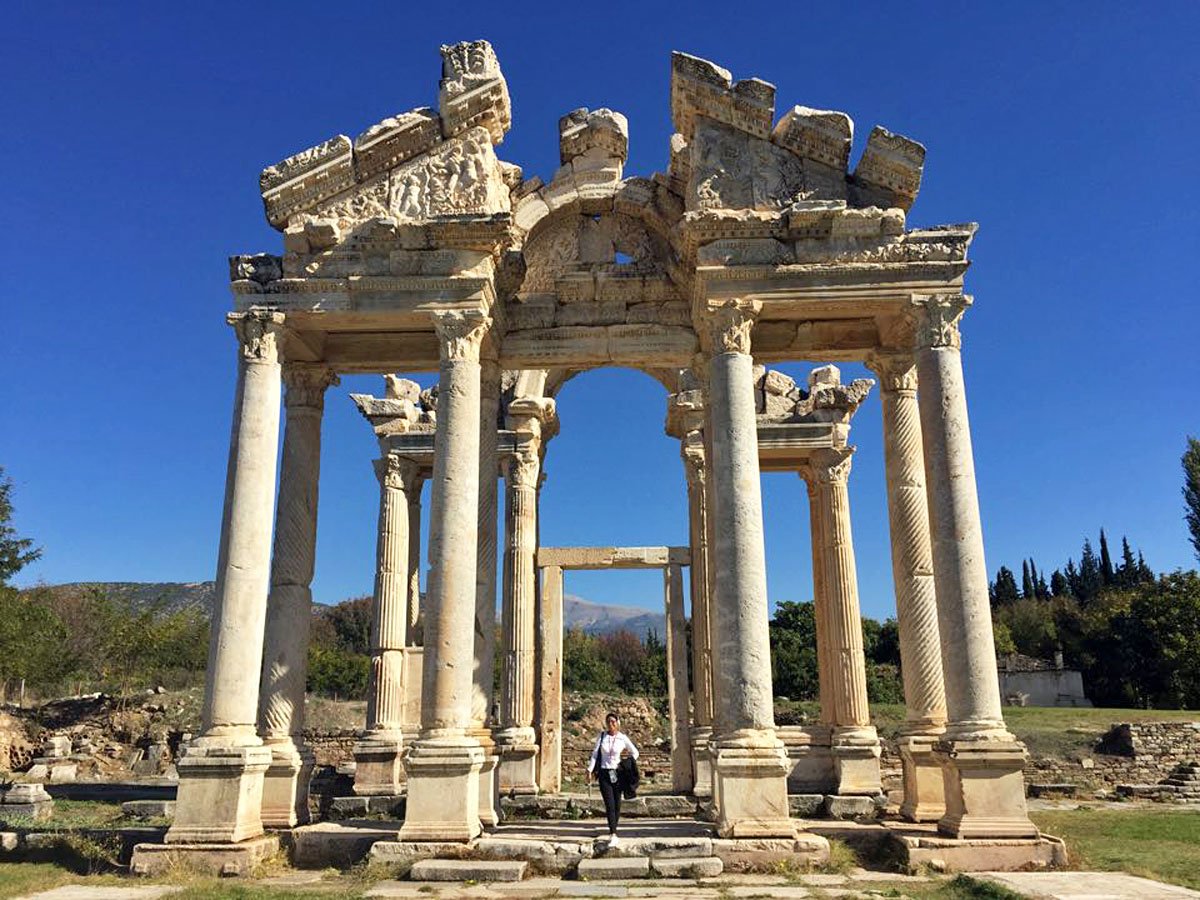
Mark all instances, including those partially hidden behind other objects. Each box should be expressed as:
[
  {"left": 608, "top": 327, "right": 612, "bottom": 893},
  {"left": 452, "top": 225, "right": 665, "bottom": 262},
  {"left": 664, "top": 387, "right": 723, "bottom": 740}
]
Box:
[{"left": 537, "top": 546, "right": 690, "bottom": 570}]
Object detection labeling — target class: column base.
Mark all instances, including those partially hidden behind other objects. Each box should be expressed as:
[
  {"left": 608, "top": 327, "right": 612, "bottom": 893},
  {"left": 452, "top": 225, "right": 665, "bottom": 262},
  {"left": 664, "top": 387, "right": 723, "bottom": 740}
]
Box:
[
  {"left": 889, "top": 824, "right": 1067, "bottom": 873},
  {"left": 935, "top": 739, "right": 1038, "bottom": 839},
  {"left": 690, "top": 727, "right": 713, "bottom": 798},
  {"left": 472, "top": 729, "right": 501, "bottom": 828},
  {"left": 398, "top": 737, "right": 485, "bottom": 843},
  {"left": 261, "top": 740, "right": 315, "bottom": 828},
  {"left": 711, "top": 732, "right": 794, "bottom": 839},
  {"left": 131, "top": 833, "right": 279, "bottom": 878},
  {"left": 898, "top": 733, "right": 946, "bottom": 823},
  {"left": 495, "top": 727, "right": 540, "bottom": 796},
  {"left": 831, "top": 726, "right": 882, "bottom": 796},
  {"left": 777, "top": 724, "right": 837, "bottom": 794},
  {"left": 353, "top": 732, "right": 405, "bottom": 797},
  {"left": 166, "top": 743, "right": 272, "bottom": 844}
]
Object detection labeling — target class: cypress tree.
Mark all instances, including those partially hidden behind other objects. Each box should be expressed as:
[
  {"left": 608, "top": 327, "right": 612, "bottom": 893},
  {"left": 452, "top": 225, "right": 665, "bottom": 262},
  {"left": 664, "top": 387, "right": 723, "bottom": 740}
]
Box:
[
  {"left": 1137, "top": 551, "right": 1155, "bottom": 584},
  {"left": 1118, "top": 537, "right": 1137, "bottom": 588},
  {"left": 1079, "top": 539, "right": 1102, "bottom": 602},
  {"left": 1038, "top": 572, "right": 1049, "bottom": 598},
  {"left": 1099, "top": 528, "right": 1115, "bottom": 586},
  {"left": 1185, "top": 436, "right": 1200, "bottom": 563},
  {"left": 993, "top": 566, "right": 1020, "bottom": 606},
  {"left": 1050, "top": 569, "right": 1069, "bottom": 597},
  {"left": 1066, "top": 558, "right": 1081, "bottom": 597},
  {"left": 1021, "top": 560, "right": 1034, "bottom": 599}
]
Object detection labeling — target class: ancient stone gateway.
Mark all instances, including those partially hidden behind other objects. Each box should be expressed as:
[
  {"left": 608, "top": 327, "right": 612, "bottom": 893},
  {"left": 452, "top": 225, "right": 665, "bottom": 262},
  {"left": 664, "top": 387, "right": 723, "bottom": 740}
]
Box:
[{"left": 132, "top": 39, "right": 1061, "bottom": 874}]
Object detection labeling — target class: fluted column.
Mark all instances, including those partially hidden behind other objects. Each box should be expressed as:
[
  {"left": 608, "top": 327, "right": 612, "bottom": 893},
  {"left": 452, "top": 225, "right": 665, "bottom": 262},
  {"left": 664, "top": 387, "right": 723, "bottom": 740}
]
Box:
[
  {"left": 867, "top": 351, "right": 947, "bottom": 821},
  {"left": 258, "top": 363, "right": 337, "bottom": 827},
  {"left": 911, "top": 294, "right": 1036, "bottom": 839},
  {"left": 407, "top": 480, "right": 423, "bottom": 637},
  {"left": 802, "top": 448, "right": 881, "bottom": 795},
  {"left": 496, "top": 443, "right": 541, "bottom": 794},
  {"left": 168, "top": 311, "right": 282, "bottom": 845},
  {"left": 705, "top": 300, "right": 791, "bottom": 838},
  {"left": 400, "top": 311, "right": 489, "bottom": 843},
  {"left": 664, "top": 562, "right": 694, "bottom": 792},
  {"left": 682, "top": 438, "right": 714, "bottom": 797},
  {"left": 473, "top": 359, "right": 501, "bottom": 826},
  {"left": 353, "top": 453, "right": 421, "bottom": 797}
]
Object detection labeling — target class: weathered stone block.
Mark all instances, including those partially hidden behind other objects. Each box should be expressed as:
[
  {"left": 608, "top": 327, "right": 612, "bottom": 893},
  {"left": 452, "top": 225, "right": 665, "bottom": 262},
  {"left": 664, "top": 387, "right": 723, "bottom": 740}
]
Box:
[
  {"left": 410, "top": 859, "right": 528, "bottom": 882},
  {"left": 122, "top": 800, "right": 176, "bottom": 820},
  {"left": 130, "top": 834, "right": 279, "bottom": 878},
  {"left": 577, "top": 855, "right": 650, "bottom": 879},
  {"left": 649, "top": 856, "right": 723, "bottom": 877}
]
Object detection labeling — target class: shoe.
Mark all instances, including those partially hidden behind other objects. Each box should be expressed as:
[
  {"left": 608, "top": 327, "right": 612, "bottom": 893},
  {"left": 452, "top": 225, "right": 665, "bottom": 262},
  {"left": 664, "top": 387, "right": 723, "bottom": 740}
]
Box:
[{"left": 608, "top": 834, "right": 620, "bottom": 847}]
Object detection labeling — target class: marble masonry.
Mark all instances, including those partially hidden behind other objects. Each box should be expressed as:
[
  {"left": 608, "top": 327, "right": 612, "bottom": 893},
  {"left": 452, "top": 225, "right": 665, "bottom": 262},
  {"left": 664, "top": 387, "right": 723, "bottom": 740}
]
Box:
[{"left": 131, "top": 39, "right": 1055, "bottom": 875}]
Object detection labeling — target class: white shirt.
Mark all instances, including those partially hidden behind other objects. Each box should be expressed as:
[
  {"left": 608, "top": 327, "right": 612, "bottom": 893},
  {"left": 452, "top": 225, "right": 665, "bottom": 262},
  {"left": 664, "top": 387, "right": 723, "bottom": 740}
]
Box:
[{"left": 588, "top": 730, "right": 639, "bottom": 772}]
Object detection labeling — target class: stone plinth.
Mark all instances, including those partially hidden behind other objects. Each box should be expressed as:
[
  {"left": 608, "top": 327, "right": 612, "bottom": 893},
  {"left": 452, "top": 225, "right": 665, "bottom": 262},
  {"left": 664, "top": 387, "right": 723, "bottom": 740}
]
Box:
[
  {"left": 166, "top": 745, "right": 272, "bottom": 844},
  {"left": 260, "top": 741, "right": 315, "bottom": 829},
  {"left": 935, "top": 739, "right": 1038, "bottom": 839},
  {"left": 131, "top": 833, "right": 279, "bottom": 877},
  {"left": 399, "top": 740, "right": 485, "bottom": 842},
  {"left": 351, "top": 733, "right": 405, "bottom": 797},
  {"left": 0, "top": 783, "right": 53, "bottom": 822}
]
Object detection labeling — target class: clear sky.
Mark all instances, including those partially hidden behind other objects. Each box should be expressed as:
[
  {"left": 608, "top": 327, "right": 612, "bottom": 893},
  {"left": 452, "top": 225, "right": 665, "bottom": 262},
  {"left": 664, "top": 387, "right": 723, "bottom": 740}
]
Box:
[{"left": 3, "top": 1, "right": 1198, "bottom": 622}]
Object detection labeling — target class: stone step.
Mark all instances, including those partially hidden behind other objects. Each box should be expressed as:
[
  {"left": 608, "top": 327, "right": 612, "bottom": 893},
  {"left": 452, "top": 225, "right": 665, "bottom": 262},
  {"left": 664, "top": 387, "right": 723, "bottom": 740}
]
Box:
[
  {"left": 577, "top": 855, "right": 650, "bottom": 879},
  {"left": 409, "top": 859, "right": 528, "bottom": 882},
  {"left": 599, "top": 835, "right": 712, "bottom": 858},
  {"left": 649, "top": 855, "right": 723, "bottom": 877}
]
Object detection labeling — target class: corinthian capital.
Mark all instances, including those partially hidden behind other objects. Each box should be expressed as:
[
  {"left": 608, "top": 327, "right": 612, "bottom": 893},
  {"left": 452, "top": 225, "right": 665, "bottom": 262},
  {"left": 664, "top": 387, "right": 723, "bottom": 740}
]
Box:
[
  {"left": 909, "top": 294, "right": 971, "bottom": 351},
  {"left": 504, "top": 447, "right": 540, "bottom": 489},
  {"left": 800, "top": 447, "right": 855, "bottom": 485},
  {"left": 681, "top": 440, "right": 706, "bottom": 485},
  {"left": 433, "top": 311, "right": 492, "bottom": 362},
  {"left": 374, "top": 454, "right": 422, "bottom": 492},
  {"left": 283, "top": 364, "right": 340, "bottom": 409},
  {"left": 708, "top": 299, "right": 761, "bottom": 355},
  {"left": 228, "top": 310, "right": 286, "bottom": 364},
  {"left": 864, "top": 351, "right": 918, "bottom": 394}
]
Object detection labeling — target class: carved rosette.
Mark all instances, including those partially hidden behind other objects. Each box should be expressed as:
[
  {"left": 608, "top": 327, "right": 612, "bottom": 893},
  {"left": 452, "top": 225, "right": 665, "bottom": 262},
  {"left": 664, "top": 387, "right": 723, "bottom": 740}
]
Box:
[
  {"left": 865, "top": 352, "right": 918, "bottom": 395},
  {"left": 433, "top": 311, "right": 492, "bottom": 363},
  {"left": 229, "top": 310, "right": 285, "bottom": 364},
  {"left": 283, "top": 365, "right": 340, "bottom": 410},
  {"left": 804, "top": 447, "right": 855, "bottom": 485},
  {"left": 374, "top": 454, "right": 422, "bottom": 493},
  {"left": 909, "top": 294, "right": 971, "bottom": 351},
  {"left": 708, "top": 299, "right": 761, "bottom": 355}
]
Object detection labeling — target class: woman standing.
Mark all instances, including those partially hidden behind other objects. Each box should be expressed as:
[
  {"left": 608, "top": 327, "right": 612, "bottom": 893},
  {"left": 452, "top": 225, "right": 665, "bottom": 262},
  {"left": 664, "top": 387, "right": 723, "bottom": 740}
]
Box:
[{"left": 586, "top": 711, "right": 640, "bottom": 845}]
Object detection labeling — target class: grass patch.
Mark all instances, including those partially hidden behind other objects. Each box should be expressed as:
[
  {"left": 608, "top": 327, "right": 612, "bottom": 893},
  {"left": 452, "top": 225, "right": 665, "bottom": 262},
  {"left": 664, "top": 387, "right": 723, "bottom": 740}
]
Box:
[{"left": 1032, "top": 807, "right": 1200, "bottom": 890}]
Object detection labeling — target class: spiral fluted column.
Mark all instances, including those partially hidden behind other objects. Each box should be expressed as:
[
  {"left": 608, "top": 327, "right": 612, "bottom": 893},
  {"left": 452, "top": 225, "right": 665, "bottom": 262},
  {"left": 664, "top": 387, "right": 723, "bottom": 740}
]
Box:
[{"left": 258, "top": 363, "right": 337, "bottom": 827}]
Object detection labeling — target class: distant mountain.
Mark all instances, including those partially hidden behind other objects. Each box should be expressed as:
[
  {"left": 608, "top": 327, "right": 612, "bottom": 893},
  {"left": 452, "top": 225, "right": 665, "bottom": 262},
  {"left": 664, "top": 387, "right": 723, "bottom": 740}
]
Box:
[
  {"left": 21, "top": 581, "right": 665, "bottom": 640},
  {"left": 20, "top": 581, "right": 216, "bottom": 615},
  {"left": 563, "top": 594, "right": 665, "bottom": 639}
]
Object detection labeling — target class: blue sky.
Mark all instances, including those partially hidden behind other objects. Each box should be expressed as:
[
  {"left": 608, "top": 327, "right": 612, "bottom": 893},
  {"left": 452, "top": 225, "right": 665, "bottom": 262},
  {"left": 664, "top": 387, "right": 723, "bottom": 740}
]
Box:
[{"left": 2, "top": 2, "right": 1197, "bottom": 621}]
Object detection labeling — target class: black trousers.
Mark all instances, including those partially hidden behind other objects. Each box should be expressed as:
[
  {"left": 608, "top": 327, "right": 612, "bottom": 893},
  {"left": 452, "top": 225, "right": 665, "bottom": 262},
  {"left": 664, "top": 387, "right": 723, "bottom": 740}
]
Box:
[{"left": 597, "top": 767, "right": 621, "bottom": 833}]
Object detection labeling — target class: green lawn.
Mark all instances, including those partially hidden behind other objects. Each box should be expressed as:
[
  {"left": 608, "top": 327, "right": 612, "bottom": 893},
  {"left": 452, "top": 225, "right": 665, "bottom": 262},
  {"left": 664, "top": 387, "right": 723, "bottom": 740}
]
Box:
[{"left": 1032, "top": 808, "right": 1200, "bottom": 891}]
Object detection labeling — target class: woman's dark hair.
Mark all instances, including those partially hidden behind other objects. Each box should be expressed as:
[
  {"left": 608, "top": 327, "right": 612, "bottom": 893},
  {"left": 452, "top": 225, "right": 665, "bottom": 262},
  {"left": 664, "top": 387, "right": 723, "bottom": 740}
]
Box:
[{"left": 605, "top": 711, "right": 620, "bottom": 724}]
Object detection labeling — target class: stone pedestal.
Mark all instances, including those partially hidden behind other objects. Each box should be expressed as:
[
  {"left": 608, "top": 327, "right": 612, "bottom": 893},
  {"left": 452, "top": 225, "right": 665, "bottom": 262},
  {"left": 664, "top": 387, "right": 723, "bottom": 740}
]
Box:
[
  {"left": 831, "top": 727, "right": 883, "bottom": 796},
  {"left": 935, "top": 740, "right": 1038, "bottom": 839},
  {"left": 778, "top": 725, "right": 836, "bottom": 794},
  {"left": 260, "top": 741, "right": 315, "bottom": 829},
  {"left": 912, "top": 295, "right": 1035, "bottom": 839},
  {"left": 898, "top": 735, "right": 945, "bottom": 822},
  {"left": 168, "top": 745, "right": 273, "bottom": 844},
  {"left": 0, "top": 783, "right": 53, "bottom": 822},
  {"left": 496, "top": 728, "right": 539, "bottom": 796},
  {"left": 473, "top": 730, "right": 501, "bottom": 827},
  {"left": 690, "top": 726, "right": 714, "bottom": 798},
  {"left": 352, "top": 734, "right": 405, "bottom": 796},
  {"left": 705, "top": 302, "right": 792, "bottom": 838},
  {"left": 399, "top": 312, "right": 489, "bottom": 843}
]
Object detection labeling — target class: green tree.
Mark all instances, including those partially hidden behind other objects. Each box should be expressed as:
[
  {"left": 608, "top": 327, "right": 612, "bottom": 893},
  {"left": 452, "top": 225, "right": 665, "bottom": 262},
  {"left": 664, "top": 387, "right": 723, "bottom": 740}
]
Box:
[
  {"left": 1079, "top": 539, "right": 1102, "bottom": 602},
  {"left": 769, "top": 601, "right": 819, "bottom": 701},
  {"left": 563, "top": 628, "right": 614, "bottom": 692},
  {"left": 1050, "top": 569, "right": 1069, "bottom": 597},
  {"left": 992, "top": 619, "right": 1017, "bottom": 656},
  {"left": 0, "top": 468, "right": 41, "bottom": 586},
  {"left": 322, "top": 596, "right": 373, "bottom": 654},
  {"left": 991, "top": 566, "right": 1020, "bottom": 606},
  {"left": 995, "top": 597, "right": 1058, "bottom": 659},
  {"left": 1021, "top": 561, "right": 1035, "bottom": 600},
  {"left": 1117, "top": 536, "right": 1138, "bottom": 588},
  {"left": 1099, "top": 529, "right": 1115, "bottom": 586},
  {"left": 1184, "top": 436, "right": 1200, "bottom": 563}
]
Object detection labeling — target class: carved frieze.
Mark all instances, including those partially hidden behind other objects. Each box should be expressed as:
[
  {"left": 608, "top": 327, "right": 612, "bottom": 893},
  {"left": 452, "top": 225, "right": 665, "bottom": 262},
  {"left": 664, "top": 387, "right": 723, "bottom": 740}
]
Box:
[{"left": 670, "top": 52, "right": 775, "bottom": 141}]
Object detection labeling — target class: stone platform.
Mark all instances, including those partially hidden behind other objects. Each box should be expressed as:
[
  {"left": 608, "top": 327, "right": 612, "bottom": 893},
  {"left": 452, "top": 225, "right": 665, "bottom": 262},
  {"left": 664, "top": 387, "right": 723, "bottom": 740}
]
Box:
[
  {"left": 887, "top": 821, "right": 1068, "bottom": 873},
  {"left": 129, "top": 833, "right": 279, "bottom": 877}
]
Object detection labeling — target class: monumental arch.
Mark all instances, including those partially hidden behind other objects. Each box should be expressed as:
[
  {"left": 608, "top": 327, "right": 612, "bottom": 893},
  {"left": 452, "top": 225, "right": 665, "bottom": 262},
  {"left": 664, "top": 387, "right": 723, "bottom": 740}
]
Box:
[{"left": 134, "top": 40, "right": 1059, "bottom": 873}]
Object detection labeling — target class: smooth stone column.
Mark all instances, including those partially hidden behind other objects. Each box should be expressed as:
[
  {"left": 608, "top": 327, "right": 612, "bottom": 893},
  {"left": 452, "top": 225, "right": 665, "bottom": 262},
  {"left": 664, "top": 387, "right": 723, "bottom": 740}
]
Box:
[
  {"left": 868, "top": 351, "right": 948, "bottom": 822},
  {"left": 535, "top": 564, "right": 564, "bottom": 793},
  {"left": 354, "top": 453, "right": 421, "bottom": 797},
  {"left": 168, "top": 311, "right": 282, "bottom": 845},
  {"left": 801, "top": 476, "right": 837, "bottom": 792},
  {"left": 682, "top": 438, "right": 714, "bottom": 798},
  {"left": 803, "top": 448, "right": 881, "bottom": 796},
  {"left": 496, "top": 444, "right": 541, "bottom": 794},
  {"left": 258, "top": 364, "right": 337, "bottom": 828},
  {"left": 400, "top": 312, "right": 490, "bottom": 843},
  {"left": 472, "top": 359, "right": 501, "bottom": 827},
  {"left": 664, "top": 563, "right": 694, "bottom": 792},
  {"left": 911, "top": 294, "right": 1036, "bottom": 839},
  {"left": 705, "top": 300, "right": 792, "bottom": 838}
]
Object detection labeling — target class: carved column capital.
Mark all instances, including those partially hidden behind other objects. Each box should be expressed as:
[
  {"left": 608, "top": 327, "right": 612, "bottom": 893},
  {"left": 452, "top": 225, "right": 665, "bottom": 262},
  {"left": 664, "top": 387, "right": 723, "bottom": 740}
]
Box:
[
  {"left": 228, "top": 310, "right": 286, "bottom": 364},
  {"left": 708, "top": 299, "right": 761, "bottom": 355},
  {"left": 681, "top": 438, "right": 706, "bottom": 486},
  {"left": 865, "top": 352, "right": 918, "bottom": 394},
  {"left": 374, "top": 454, "right": 422, "bottom": 493},
  {"left": 909, "top": 294, "right": 971, "bottom": 351},
  {"left": 503, "top": 446, "right": 540, "bottom": 489},
  {"left": 433, "top": 311, "right": 492, "bottom": 362},
  {"left": 283, "top": 364, "right": 340, "bottom": 410},
  {"left": 801, "top": 447, "right": 855, "bottom": 485}
]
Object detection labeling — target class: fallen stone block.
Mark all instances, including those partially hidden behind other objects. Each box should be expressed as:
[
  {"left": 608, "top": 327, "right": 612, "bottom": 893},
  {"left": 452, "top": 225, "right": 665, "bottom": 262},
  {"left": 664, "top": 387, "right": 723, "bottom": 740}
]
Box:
[
  {"left": 823, "top": 794, "right": 879, "bottom": 819},
  {"left": 649, "top": 855, "right": 723, "bottom": 877},
  {"left": 577, "top": 855, "right": 650, "bottom": 879},
  {"left": 788, "top": 793, "right": 825, "bottom": 817},
  {"left": 409, "top": 858, "right": 528, "bottom": 882},
  {"left": 0, "top": 832, "right": 18, "bottom": 852},
  {"left": 122, "top": 800, "right": 176, "bottom": 820},
  {"left": 290, "top": 822, "right": 403, "bottom": 868}
]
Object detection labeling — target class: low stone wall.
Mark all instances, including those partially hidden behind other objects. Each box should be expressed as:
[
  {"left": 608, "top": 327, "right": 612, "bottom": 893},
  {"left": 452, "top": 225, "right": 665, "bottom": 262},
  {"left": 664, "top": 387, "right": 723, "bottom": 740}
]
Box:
[{"left": 1024, "top": 722, "right": 1200, "bottom": 795}]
